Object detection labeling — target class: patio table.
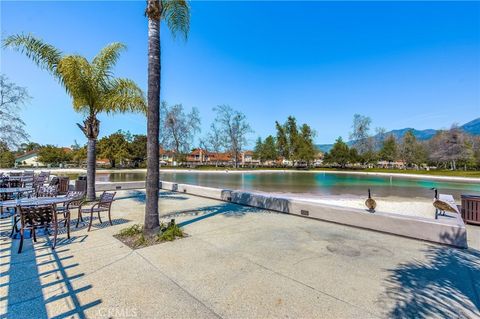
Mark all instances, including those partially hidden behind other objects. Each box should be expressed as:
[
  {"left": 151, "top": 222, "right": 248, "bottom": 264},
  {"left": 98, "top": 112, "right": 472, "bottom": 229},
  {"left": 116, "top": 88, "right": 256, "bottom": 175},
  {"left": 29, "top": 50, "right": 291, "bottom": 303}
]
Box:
[
  {"left": 3, "top": 196, "right": 75, "bottom": 239},
  {"left": 0, "top": 196, "right": 72, "bottom": 209},
  {"left": 0, "top": 187, "right": 34, "bottom": 197}
]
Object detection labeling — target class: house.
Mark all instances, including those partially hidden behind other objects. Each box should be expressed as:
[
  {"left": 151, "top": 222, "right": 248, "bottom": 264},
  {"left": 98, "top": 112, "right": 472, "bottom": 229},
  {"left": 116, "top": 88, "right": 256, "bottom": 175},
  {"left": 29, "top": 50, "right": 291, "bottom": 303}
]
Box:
[
  {"left": 208, "top": 152, "right": 233, "bottom": 166},
  {"left": 159, "top": 148, "right": 175, "bottom": 165},
  {"left": 241, "top": 151, "right": 260, "bottom": 166},
  {"left": 185, "top": 148, "right": 206, "bottom": 165},
  {"left": 377, "top": 160, "right": 406, "bottom": 169},
  {"left": 15, "top": 151, "right": 43, "bottom": 167}
]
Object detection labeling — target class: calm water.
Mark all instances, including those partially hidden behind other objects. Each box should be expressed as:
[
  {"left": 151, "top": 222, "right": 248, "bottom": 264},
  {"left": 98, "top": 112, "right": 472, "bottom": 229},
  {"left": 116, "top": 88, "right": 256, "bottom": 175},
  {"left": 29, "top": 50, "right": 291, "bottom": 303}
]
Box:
[{"left": 88, "top": 171, "right": 480, "bottom": 200}]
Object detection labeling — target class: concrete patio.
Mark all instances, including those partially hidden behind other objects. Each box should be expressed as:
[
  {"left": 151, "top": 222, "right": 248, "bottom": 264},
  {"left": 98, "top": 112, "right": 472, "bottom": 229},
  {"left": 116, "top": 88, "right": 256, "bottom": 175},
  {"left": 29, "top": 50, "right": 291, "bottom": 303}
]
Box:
[{"left": 1, "top": 190, "right": 480, "bottom": 318}]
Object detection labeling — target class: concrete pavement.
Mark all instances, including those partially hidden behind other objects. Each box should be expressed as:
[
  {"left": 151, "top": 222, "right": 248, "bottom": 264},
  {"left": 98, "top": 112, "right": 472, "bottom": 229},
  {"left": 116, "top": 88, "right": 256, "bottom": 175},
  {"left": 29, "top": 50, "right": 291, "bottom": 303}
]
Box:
[{"left": 1, "top": 190, "right": 479, "bottom": 318}]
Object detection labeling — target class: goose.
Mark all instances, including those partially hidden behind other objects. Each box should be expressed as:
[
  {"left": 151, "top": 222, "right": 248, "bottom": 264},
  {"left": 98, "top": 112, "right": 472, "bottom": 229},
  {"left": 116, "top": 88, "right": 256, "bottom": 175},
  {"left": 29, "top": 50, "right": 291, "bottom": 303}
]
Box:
[
  {"left": 365, "top": 188, "right": 376, "bottom": 213},
  {"left": 431, "top": 188, "right": 458, "bottom": 218}
]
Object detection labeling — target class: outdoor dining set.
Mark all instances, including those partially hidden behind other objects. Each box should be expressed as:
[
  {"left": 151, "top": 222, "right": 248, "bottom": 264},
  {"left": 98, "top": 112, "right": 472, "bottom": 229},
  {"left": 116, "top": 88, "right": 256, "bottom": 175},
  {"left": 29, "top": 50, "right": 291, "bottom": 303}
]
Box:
[{"left": 1, "top": 171, "right": 116, "bottom": 253}]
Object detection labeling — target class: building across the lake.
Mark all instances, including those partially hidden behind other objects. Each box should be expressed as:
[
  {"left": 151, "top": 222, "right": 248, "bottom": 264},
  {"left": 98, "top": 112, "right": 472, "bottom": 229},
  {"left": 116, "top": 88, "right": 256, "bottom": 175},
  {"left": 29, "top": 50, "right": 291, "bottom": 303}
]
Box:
[{"left": 15, "top": 151, "right": 43, "bottom": 167}]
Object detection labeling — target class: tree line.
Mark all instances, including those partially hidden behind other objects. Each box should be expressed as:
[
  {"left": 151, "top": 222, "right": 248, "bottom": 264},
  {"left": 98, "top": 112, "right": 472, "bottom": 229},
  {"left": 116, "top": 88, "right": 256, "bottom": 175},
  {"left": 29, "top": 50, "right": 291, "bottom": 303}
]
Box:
[
  {"left": 324, "top": 114, "right": 480, "bottom": 170},
  {"left": 253, "top": 116, "right": 317, "bottom": 166}
]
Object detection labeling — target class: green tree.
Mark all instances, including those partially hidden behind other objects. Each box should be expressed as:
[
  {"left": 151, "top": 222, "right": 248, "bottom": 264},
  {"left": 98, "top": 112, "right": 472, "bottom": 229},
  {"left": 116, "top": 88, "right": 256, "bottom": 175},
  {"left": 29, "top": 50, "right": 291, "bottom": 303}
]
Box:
[
  {"left": 129, "top": 134, "right": 147, "bottom": 167},
  {"left": 19, "top": 142, "right": 41, "bottom": 153},
  {"left": 262, "top": 135, "right": 278, "bottom": 163},
  {"left": 144, "top": 0, "right": 190, "bottom": 234},
  {"left": 0, "top": 142, "right": 15, "bottom": 168},
  {"left": 324, "top": 137, "right": 351, "bottom": 168},
  {"left": 297, "top": 124, "right": 316, "bottom": 165},
  {"left": 97, "top": 130, "right": 131, "bottom": 168},
  {"left": 71, "top": 140, "right": 87, "bottom": 167},
  {"left": 38, "top": 145, "right": 72, "bottom": 166},
  {"left": 285, "top": 116, "right": 299, "bottom": 162},
  {"left": 4, "top": 35, "right": 146, "bottom": 200},
  {"left": 379, "top": 134, "right": 397, "bottom": 162},
  {"left": 253, "top": 137, "right": 264, "bottom": 161},
  {"left": 275, "top": 121, "right": 288, "bottom": 160}
]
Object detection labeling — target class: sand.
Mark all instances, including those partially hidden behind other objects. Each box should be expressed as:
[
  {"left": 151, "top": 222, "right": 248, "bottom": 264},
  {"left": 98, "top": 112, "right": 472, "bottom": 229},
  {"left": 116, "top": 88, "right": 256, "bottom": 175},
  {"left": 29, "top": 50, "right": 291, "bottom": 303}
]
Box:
[{"left": 272, "top": 193, "right": 438, "bottom": 219}]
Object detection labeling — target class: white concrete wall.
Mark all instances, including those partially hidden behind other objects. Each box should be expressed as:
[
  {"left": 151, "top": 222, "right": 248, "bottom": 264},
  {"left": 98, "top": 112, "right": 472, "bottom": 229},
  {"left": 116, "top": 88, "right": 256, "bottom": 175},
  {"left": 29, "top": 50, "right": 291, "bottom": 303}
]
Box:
[{"left": 94, "top": 180, "right": 468, "bottom": 248}]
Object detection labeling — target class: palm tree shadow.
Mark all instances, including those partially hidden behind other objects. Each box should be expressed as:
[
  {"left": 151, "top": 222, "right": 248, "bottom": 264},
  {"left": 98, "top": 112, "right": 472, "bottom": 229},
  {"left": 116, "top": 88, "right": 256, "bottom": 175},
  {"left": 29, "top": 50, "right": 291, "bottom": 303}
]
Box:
[
  {"left": 117, "top": 190, "right": 189, "bottom": 204},
  {"left": 165, "top": 202, "right": 276, "bottom": 227},
  {"left": 380, "top": 240, "right": 480, "bottom": 318}
]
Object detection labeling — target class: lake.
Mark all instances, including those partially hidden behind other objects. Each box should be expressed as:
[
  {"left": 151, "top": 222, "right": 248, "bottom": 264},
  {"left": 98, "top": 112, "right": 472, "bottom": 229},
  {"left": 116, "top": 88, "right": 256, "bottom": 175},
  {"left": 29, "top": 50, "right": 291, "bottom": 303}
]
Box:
[{"left": 87, "top": 171, "right": 480, "bottom": 200}]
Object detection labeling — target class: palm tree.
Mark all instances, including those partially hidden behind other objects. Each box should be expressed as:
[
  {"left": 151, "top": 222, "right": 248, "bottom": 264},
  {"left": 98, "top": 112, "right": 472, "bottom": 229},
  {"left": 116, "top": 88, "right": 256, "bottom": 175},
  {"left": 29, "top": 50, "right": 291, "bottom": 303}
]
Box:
[
  {"left": 144, "top": 0, "right": 190, "bottom": 235},
  {"left": 4, "top": 35, "right": 146, "bottom": 200}
]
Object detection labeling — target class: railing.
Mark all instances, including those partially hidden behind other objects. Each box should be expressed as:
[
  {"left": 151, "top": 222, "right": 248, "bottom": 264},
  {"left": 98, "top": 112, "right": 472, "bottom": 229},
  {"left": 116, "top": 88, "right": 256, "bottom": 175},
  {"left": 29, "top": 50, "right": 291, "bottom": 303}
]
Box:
[{"left": 461, "top": 195, "right": 480, "bottom": 225}]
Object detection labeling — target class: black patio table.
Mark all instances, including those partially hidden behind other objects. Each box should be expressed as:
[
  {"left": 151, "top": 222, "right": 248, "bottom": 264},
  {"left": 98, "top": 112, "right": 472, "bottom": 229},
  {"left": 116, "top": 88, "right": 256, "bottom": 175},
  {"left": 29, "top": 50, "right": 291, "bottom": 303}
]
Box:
[
  {"left": 0, "top": 187, "right": 34, "bottom": 198},
  {"left": 3, "top": 196, "right": 74, "bottom": 239},
  {"left": 0, "top": 196, "right": 71, "bottom": 209}
]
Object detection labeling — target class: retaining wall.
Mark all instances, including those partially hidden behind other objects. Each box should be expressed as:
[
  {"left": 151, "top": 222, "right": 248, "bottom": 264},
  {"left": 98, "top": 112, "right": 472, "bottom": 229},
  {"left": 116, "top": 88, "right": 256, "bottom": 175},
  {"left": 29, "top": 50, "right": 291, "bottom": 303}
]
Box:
[{"left": 95, "top": 180, "right": 468, "bottom": 248}]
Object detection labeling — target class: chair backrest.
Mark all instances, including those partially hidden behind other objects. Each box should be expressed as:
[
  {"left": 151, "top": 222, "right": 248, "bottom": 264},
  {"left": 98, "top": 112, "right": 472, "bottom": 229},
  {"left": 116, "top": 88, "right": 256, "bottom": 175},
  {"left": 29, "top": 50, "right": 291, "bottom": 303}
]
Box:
[
  {"left": 66, "top": 190, "right": 85, "bottom": 199},
  {"left": 34, "top": 175, "right": 47, "bottom": 187},
  {"left": 39, "top": 171, "right": 50, "bottom": 180},
  {"left": 99, "top": 192, "right": 116, "bottom": 209},
  {"left": 37, "top": 185, "right": 58, "bottom": 197},
  {"left": 23, "top": 171, "right": 34, "bottom": 177},
  {"left": 20, "top": 205, "right": 55, "bottom": 227},
  {"left": 49, "top": 176, "right": 59, "bottom": 186},
  {"left": 57, "top": 177, "right": 70, "bottom": 195}
]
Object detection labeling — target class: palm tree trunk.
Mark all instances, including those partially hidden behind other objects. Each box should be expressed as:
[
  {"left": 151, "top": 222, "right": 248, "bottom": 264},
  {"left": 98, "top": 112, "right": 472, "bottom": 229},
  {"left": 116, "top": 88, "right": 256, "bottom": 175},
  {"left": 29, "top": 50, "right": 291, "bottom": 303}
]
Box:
[
  {"left": 144, "top": 8, "right": 161, "bottom": 235},
  {"left": 86, "top": 138, "right": 96, "bottom": 200}
]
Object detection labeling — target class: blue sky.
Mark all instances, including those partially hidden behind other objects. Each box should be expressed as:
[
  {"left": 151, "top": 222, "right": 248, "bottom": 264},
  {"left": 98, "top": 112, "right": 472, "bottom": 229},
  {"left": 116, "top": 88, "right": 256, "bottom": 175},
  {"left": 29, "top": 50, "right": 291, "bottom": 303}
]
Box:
[{"left": 1, "top": 1, "right": 479, "bottom": 148}]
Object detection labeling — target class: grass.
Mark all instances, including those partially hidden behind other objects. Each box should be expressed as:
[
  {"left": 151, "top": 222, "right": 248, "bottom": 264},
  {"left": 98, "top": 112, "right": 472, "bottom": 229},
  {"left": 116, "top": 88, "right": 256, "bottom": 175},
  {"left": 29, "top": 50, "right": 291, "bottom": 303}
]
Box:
[{"left": 115, "top": 221, "right": 186, "bottom": 249}]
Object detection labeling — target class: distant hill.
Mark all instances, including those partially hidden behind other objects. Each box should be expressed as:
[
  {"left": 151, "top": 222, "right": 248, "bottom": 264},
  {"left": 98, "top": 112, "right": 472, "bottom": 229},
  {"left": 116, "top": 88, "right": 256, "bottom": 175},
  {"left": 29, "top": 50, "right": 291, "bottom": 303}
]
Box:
[{"left": 316, "top": 117, "right": 480, "bottom": 153}]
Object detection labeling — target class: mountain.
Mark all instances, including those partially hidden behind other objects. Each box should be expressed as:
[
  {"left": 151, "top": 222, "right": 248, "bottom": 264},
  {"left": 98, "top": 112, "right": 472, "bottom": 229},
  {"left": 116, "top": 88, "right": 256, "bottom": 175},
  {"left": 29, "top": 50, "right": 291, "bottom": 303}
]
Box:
[
  {"left": 316, "top": 117, "right": 480, "bottom": 153},
  {"left": 461, "top": 118, "right": 480, "bottom": 135}
]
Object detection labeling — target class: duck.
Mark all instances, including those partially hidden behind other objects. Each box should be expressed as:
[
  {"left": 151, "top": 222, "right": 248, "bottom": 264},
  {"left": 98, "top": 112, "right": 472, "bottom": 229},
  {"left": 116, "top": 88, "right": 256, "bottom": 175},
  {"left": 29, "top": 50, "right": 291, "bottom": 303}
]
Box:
[
  {"left": 365, "top": 188, "right": 376, "bottom": 213},
  {"left": 431, "top": 188, "right": 458, "bottom": 218}
]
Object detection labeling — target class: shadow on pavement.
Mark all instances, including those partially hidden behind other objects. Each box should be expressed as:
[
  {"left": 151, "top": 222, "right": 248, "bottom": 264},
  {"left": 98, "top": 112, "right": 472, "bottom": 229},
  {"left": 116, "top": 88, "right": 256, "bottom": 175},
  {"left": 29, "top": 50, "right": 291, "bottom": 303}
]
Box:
[
  {"left": 0, "top": 215, "right": 102, "bottom": 319},
  {"left": 381, "top": 244, "right": 480, "bottom": 318}
]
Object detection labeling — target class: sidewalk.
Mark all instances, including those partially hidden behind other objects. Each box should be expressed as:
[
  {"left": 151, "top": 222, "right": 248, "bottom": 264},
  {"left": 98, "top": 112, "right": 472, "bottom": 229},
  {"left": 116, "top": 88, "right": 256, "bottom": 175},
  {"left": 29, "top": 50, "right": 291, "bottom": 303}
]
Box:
[{"left": 1, "top": 190, "right": 479, "bottom": 318}]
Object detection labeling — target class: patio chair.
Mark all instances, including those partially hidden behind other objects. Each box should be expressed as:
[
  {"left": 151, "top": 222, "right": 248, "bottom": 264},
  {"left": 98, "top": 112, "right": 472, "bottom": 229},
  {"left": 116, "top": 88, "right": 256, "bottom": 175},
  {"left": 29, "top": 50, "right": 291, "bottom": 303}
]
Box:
[
  {"left": 17, "top": 204, "right": 68, "bottom": 253},
  {"left": 56, "top": 190, "right": 85, "bottom": 226},
  {"left": 49, "top": 176, "right": 59, "bottom": 186},
  {"left": 36, "top": 185, "right": 59, "bottom": 197},
  {"left": 77, "top": 191, "right": 116, "bottom": 231},
  {"left": 38, "top": 171, "right": 50, "bottom": 182}
]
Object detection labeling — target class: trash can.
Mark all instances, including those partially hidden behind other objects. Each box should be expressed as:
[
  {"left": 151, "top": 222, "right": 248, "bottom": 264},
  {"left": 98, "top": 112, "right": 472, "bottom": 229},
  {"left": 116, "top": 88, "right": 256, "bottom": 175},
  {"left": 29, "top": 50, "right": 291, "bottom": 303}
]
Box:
[
  {"left": 75, "top": 175, "right": 87, "bottom": 192},
  {"left": 461, "top": 195, "right": 480, "bottom": 225},
  {"left": 58, "top": 176, "right": 70, "bottom": 195}
]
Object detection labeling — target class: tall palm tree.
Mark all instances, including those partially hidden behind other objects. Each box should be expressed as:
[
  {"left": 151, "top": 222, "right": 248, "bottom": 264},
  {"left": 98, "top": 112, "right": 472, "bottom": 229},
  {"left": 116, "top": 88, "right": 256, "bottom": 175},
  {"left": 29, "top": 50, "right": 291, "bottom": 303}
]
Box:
[
  {"left": 144, "top": 0, "right": 190, "bottom": 235},
  {"left": 4, "top": 35, "right": 146, "bottom": 200}
]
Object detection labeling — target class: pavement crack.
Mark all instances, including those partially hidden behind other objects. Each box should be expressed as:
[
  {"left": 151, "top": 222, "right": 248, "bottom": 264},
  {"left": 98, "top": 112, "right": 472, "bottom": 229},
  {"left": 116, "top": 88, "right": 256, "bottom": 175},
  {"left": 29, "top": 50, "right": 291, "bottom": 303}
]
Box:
[{"left": 135, "top": 250, "right": 224, "bottom": 319}]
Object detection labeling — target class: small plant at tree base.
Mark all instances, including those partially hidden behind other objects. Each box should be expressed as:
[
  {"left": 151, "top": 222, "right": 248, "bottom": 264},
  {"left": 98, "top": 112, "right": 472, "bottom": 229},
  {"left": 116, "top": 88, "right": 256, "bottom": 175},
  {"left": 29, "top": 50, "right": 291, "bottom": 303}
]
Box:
[
  {"left": 118, "top": 224, "right": 143, "bottom": 237},
  {"left": 116, "top": 221, "right": 185, "bottom": 249},
  {"left": 158, "top": 222, "right": 185, "bottom": 242}
]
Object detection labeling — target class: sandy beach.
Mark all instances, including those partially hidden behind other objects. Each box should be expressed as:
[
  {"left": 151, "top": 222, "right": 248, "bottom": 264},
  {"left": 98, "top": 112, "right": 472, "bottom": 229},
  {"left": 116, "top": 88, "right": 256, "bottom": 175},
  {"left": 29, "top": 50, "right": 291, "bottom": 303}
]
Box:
[{"left": 281, "top": 194, "right": 437, "bottom": 219}]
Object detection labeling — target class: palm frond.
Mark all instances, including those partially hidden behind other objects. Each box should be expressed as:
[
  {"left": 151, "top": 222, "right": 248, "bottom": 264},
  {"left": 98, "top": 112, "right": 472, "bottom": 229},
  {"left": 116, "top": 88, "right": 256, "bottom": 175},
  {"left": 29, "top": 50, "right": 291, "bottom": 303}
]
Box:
[
  {"left": 102, "top": 78, "right": 146, "bottom": 115},
  {"left": 3, "top": 34, "right": 62, "bottom": 75},
  {"left": 92, "top": 42, "right": 127, "bottom": 81},
  {"left": 57, "top": 55, "right": 94, "bottom": 113},
  {"left": 162, "top": 0, "right": 190, "bottom": 39}
]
